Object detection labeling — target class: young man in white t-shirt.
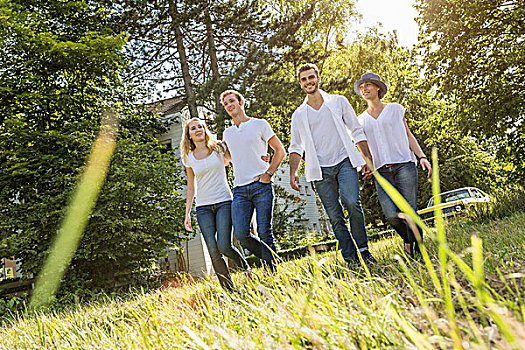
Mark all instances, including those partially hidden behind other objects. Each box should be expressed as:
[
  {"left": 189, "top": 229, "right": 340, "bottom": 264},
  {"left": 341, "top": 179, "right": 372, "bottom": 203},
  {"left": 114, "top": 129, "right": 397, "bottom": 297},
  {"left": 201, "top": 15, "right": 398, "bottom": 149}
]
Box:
[
  {"left": 288, "top": 63, "right": 377, "bottom": 266},
  {"left": 221, "top": 89, "right": 285, "bottom": 271}
]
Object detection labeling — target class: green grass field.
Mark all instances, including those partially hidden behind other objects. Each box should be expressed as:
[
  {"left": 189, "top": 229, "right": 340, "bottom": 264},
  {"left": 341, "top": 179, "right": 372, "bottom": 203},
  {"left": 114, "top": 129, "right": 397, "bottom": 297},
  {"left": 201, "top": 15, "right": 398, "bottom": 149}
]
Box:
[{"left": 1, "top": 212, "right": 524, "bottom": 349}]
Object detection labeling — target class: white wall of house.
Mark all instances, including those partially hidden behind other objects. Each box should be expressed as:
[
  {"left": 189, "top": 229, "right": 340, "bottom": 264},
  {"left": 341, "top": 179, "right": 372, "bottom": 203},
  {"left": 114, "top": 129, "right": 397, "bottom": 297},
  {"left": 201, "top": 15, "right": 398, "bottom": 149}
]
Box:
[{"left": 272, "top": 166, "right": 321, "bottom": 233}]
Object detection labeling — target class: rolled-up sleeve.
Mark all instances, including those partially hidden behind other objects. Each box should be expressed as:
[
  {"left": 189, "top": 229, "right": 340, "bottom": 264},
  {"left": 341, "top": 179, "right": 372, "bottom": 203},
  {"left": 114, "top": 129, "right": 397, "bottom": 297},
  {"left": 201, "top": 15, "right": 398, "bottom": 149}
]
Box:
[
  {"left": 341, "top": 97, "right": 367, "bottom": 143},
  {"left": 288, "top": 114, "right": 304, "bottom": 156}
]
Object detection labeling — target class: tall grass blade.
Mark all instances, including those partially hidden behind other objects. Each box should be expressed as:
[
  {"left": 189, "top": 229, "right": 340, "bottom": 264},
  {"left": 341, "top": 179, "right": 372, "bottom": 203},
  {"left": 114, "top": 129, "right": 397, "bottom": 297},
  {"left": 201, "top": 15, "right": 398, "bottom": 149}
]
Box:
[
  {"left": 429, "top": 149, "right": 462, "bottom": 348},
  {"left": 368, "top": 156, "right": 442, "bottom": 294}
]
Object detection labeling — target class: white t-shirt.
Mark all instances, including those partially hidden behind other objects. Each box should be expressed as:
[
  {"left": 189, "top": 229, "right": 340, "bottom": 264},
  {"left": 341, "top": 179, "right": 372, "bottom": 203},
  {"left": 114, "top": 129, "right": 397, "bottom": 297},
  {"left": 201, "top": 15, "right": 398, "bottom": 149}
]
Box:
[
  {"left": 307, "top": 103, "right": 348, "bottom": 167},
  {"left": 223, "top": 118, "right": 275, "bottom": 187},
  {"left": 183, "top": 149, "right": 232, "bottom": 207},
  {"left": 357, "top": 103, "right": 416, "bottom": 169}
]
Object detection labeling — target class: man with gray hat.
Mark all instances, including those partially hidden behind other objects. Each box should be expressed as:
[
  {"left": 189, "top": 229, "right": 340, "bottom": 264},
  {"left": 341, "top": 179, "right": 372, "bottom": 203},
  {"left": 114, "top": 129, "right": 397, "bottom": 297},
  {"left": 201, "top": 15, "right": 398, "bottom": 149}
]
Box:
[{"left": 288, "top": 63, "right": 376, "bottom": 266}]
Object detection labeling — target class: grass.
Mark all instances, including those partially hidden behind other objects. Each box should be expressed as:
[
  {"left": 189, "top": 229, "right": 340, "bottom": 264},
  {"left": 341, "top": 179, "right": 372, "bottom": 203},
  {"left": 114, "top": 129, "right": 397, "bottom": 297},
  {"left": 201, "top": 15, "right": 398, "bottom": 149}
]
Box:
[
  {"left": 3, "top": 148, "right": 524, "bottom": 349},
  {"left": 0, "top": 211, "right": 524, "bottom": 349}
]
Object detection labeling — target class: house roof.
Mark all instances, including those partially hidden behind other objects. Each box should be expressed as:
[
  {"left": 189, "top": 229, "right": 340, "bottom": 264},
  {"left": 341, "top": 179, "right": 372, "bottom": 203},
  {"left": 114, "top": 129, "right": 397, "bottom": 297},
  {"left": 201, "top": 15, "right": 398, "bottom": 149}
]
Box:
[{"left": 144, "top": 96, "right": 186, "bottom": 116}]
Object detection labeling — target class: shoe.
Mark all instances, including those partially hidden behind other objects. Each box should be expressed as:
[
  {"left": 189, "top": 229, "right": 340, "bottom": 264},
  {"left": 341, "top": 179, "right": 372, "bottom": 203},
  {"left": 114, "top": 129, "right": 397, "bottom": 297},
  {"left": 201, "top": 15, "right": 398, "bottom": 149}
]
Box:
[
  {"left": 360, "top": 250, "right": 377, "bottom": 265},
  {"left": 404, "top": 242, "right": 423, "bottom": 261},
  {"left": 404, "top": 243, "right": 413, "bottom": 258}
]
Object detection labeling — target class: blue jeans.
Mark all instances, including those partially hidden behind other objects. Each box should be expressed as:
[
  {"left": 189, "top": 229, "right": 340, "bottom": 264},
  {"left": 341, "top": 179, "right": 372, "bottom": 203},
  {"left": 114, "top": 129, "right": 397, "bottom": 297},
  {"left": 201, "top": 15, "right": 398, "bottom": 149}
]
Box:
[
  {"left": 375, "top": 161, "right": 423, "bottom": 250},
  {"left": 196, "top": 200, "right": 248, "bottom": 290},
  {"left": 232, "top": 181, "right": 277, "bottom": 270},
  {"left": 313, "top": 158, "right": 369, "bottom": 263}
]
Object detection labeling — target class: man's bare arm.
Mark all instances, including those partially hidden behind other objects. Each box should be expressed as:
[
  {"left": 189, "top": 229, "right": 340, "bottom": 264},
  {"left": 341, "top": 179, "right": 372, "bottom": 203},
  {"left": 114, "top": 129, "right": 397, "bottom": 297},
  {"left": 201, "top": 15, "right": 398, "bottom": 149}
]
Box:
[{"left": 256, "top": 135, "right": 285, "bottom": 183}]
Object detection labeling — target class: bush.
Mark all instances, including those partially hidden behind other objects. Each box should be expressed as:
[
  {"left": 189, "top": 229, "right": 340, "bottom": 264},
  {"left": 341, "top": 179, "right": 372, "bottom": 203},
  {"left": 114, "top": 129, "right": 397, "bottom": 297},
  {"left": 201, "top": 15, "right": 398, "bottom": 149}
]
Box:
[
  {"left": 467, "top": 184, "right": 525, "bottom": 222},
  {"left": 0, "top": 295, "right": 28, "bottom": 322}
]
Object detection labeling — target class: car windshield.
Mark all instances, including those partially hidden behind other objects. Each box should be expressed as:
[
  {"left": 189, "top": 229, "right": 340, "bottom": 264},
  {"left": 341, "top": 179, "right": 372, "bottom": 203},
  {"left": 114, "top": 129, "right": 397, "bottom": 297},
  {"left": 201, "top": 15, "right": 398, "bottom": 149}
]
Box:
[
  {"left": 429, "top": 189, "right": 472, "bottom": 206},
  {"left": 441, "top": 189, "right": 471, "bottom": 203}
]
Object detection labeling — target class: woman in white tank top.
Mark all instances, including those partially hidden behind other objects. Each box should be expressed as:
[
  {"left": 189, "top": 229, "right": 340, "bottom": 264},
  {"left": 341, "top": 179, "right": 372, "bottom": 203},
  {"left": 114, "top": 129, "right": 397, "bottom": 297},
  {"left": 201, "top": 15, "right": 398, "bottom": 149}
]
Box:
[
  {"left": 181, "top": 118, "right": 249, "bottom": 291},
  {"left": 354, "top": 73, "right": 432, "bottom": 258}
]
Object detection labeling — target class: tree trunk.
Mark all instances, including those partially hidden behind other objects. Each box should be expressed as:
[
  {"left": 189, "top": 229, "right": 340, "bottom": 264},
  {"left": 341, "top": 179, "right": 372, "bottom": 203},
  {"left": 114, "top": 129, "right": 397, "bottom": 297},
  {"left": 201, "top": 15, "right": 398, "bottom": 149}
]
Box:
[
  {"left": 204, "top": 8, "right": 226, "bottom": 137},
  {"left": 168, "top": 0, "right": 198, "bottom": 119}
]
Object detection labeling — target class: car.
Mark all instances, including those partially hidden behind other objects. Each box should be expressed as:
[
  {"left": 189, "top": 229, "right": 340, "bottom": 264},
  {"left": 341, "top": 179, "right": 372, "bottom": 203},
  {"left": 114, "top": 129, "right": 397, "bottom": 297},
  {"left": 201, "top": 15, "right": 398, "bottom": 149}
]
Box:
[{"left": 417, "top": 187, "right": 491, "bottom": 224}]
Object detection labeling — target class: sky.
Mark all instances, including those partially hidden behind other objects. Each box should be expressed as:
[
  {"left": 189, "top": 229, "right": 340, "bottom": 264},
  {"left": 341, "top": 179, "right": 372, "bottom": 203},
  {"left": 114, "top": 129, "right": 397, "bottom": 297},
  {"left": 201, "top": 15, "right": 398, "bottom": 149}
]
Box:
[{"left": 352, "top": 0, "right": 419, "bottom": 47}]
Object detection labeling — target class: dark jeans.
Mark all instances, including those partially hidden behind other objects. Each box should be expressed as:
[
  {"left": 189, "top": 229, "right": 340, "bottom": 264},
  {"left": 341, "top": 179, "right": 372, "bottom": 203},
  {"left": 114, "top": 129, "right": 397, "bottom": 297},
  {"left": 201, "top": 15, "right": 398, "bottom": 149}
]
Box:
[
  {"left": 232, "top": 181, "right": 277, "bottom": 271},
  {"left": 375, "top": 161, "right": 423, "bottom": 252},
  {"left": 196, "top": 200, "right": 248, "bottom": 290},
  {"left": 313, "top": 158, "right": 369, "bottom": 263}
]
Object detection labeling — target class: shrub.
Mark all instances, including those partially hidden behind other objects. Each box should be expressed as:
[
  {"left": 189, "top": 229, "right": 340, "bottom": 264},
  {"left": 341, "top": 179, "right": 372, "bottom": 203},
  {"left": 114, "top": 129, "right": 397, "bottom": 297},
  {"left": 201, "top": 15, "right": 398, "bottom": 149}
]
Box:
[{"left": 468, "top": 184, "right": 525, "bottom": 222}]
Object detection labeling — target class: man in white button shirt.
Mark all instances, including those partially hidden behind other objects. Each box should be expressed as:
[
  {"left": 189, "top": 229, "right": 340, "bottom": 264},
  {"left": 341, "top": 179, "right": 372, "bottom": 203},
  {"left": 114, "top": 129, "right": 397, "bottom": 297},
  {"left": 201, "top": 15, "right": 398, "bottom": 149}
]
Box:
[
  {"left": 289, "top": 63, "right": 376, "bottom": 266},
  {"left": 221, "top": 89, "right": 286, "bottom": 271}
]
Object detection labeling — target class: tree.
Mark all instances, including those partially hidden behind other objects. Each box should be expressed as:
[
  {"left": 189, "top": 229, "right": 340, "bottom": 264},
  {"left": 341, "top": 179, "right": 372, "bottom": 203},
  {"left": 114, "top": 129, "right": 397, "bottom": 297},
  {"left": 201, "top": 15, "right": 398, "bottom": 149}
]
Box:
[
  {"left": 244, "top": 0, "right": 359, "bottom": 147},
  {"left": 117, "top": 0, "right": 353, "bottom": 139},
  {"left": 416, "top": 0, "right": 525, "bottom": 183},
  {"left": 168, "top": 0, "right": 199, "bottom": 119},
  {"left": 0, "top": 0, "right": 188, "bottom": 293},
  {"left": 116, "top": 0, "right": 280, "bottom": 136}
]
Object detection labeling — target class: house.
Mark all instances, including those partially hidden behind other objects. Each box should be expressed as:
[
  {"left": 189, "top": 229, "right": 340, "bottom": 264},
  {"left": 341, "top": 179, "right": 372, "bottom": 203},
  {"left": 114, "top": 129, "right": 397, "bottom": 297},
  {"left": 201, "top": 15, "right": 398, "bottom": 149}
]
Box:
[{"left": 147, "top": 97, "right": 324, "bottom": 278}]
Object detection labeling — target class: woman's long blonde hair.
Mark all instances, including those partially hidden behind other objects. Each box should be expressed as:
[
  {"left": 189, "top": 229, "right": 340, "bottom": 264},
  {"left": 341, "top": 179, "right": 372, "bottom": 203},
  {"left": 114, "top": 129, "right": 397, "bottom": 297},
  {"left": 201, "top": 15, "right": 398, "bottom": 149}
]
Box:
[{"left": 180, "top": 118, "right": 225, "bottom": 162}]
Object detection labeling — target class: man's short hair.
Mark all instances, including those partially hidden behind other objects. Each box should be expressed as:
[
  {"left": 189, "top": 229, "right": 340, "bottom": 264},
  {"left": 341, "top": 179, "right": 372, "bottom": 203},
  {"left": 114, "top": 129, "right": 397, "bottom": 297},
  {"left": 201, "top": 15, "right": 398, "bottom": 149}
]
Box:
[
  {"left": 297, "top": 63, "right": 320, "bottom": 80},
  {"left": 220, "top": 89, "right": 244, "bottom": 104}
]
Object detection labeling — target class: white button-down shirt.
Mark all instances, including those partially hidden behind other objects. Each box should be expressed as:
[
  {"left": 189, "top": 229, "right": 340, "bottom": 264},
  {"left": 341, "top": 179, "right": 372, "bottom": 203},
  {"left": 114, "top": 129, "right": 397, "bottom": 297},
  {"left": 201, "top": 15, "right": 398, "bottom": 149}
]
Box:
[{"left": 289, "top": 90, "right": 367, "bottom": 182}]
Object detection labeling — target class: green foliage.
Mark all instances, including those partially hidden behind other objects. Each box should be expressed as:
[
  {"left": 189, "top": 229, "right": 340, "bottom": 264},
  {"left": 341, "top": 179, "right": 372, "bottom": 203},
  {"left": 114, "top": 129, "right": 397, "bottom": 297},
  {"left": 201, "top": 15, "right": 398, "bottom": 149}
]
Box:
[
  {"left": 468, "top": 184, "right": 525, "bottom": 223},
  {"left": 0, "top": 0, "right": 189, "bottom": 294},
  {"left": 75, "top": 126, "right": 188, "bottom": 288},
  {"left": 272, "top": 184, "right": 320, "bottom": 251},
  {"left": 0, "top": 0, "right": 127, "bottom": 128},
  {"left": 0, "top": 116, "right": 189, "bottom": 292},
  {"left": 416, "top": 0, "right": 525, "bottom": 183},
  {"left": 0, "top": 295, "right": 27, "bottom": 321}
]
